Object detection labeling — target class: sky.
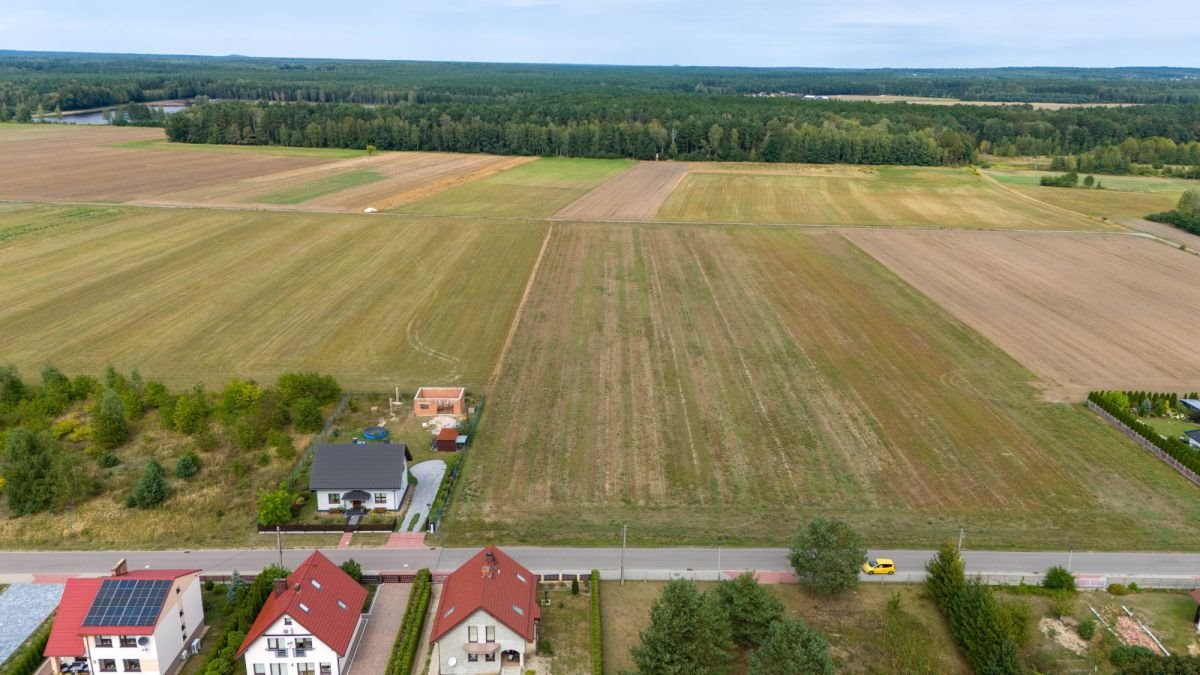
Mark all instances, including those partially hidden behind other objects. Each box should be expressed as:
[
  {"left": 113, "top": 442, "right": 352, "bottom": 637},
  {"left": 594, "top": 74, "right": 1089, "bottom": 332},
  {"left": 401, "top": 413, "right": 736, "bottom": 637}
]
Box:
[{"left": 2, "top": 1, "right": 1198, "bottom": 68}]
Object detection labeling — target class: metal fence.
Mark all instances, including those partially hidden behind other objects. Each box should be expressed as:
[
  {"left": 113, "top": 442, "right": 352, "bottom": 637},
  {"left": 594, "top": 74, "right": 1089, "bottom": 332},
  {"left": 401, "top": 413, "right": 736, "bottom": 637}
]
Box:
[
  {"left": 256, "top": 520, "right": 396, "bottom": 534},
  {"left": 426, "top": 394, "right": 485, "bottom": 535},
  {"left": 283, "top": 393, "right": 353, "bottom": 492}
]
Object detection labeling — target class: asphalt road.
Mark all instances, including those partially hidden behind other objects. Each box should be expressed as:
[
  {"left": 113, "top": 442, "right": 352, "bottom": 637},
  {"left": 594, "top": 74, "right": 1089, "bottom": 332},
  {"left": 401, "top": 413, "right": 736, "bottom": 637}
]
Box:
[{"left": 1, "top": 546, "right": 1196, "bottom": 582}]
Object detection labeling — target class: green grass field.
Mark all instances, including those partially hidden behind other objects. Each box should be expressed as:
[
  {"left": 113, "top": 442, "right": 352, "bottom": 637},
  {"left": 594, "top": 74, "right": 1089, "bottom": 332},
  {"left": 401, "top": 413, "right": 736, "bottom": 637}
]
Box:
[
  {"left": 1139, "top": 417, "right": 1200, "bottom": 439},
  {"left": 0, "top": 204, "right": 546, "bottom": 390},
  {"left": 395, "top": 157, "right": 634, "bottom": 217},
  {"left": 987, "top": 170, "right": 1188, "bottom": 217},
  {"left": 657, "top": 166, "right": 1105, "bottom": 229},
  {"left": 254, "top": 169, "right": 386, "bottom": 204},
  {"left": 113, "top": 137, "right": 368, "bottom": 159},
  {"left": 441, "top": 223, "right": 1200, "bottom": 549}
]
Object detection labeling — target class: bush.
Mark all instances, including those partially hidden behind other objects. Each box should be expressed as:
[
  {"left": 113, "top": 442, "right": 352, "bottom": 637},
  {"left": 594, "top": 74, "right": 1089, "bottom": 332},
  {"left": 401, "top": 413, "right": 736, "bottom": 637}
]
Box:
[
  {"left": 125, "top": 459, "right": 169, "bottom": 508},
  {"left": 384, "top": 568, "right": 432, "bottom": 675},
  {"left": 99, "top": 452, "right": 121, "bottom": 468},
  {"left": 1040, "top": 171, "right": 1079, "bottom": 187},
  {"left": 341, "top": 559, "right": 363, "bottom": 584},
  {"left": 1043, "top": 566, "right": 1076, "bottom": 592},
  {"left": 277, "top": 372, "right": 341, "bottom": 406},
  {"left": 571, "top": 577, "right": 580, "bottom": 595},
  {"left": 204, "top": 579, "right": 215, "bottom": 592},
  {"left": 91, "top": 389, "right": 128, "bottom": 449},
  {"left": 291, "top": 397, "right": 323, "bottom": 433},
  {"left": 268, "top": 429, "right": 295, "bottom": 460},
  {"left": 538, "top": 638, "right": 554, "bottom": 655},
  {"left": 257, "top": 487, "right": 293, "bottom": 526},
  {"left": 1078, "top": 617, "right": 1096, "bottom": 640},
  {"left": 1108, "top": 583, "right": 1130, "bottom": 595},
  {"left": 1111, "top": 645, "right": 1156, "bottom": 667},
  {"left": 590, "top": 570, "right": 602, "bottom": 674},
  {"left": 175, "top": 451, "right": 201, "bottom": 478}
]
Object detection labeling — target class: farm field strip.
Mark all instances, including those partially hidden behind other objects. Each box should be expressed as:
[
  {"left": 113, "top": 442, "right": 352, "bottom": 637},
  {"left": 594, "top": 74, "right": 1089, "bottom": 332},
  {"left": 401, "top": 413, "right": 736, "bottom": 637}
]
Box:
[
  {"left": 845, "top": 229, "right": 1200, "bottom": 399},
  {"left": 553, "top": 161, "right": 689, "bottom": 220},
  {"left": 985, "top": 169, "right": 1188, "bottom": 218},
  {"left": 444, "top": 223, "right": 1200, "bottom": 548},
  {"left": 0, "top": 203, "right": 547, "bottom": 390},
  {"left": 657, "top": 166, "right": 1109, "bottom": 229}
]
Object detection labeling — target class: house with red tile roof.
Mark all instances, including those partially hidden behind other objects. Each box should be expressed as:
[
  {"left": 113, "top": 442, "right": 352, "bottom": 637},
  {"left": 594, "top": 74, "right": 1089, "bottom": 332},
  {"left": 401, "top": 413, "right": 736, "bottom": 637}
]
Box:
[
  {"left": 430, "top": 546, "right": 540, "bottom": 674},
  {"left": 236, "top": 551, "right": 366, "bottom": 675},
  {"left": 44, "top": 559, "right": 203, "bottom": 675}
]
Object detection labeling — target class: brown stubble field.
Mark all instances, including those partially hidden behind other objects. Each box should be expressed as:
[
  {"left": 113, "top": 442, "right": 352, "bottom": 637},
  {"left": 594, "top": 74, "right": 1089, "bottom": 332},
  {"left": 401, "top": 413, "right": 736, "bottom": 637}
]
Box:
[
  {"left": 553, "top": 161, "right": 690, "bottom": 220},
  {"left": 845, "top": 229, "right": 1200, "bottom": 400},
  {"left": 443, "top": 223, "right": 1200, "bottom": 549}
]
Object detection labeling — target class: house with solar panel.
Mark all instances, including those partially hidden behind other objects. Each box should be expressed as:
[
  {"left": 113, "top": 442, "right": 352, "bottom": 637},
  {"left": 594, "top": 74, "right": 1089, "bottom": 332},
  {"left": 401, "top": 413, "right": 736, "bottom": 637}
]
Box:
[
  {"left": 430, "top": 546, "right": 541, "bottom": 674},
  {"left": 44, "top": 559, "right": 203, "bottom": 675},
  {"left": 236, "top": 551, "right": 367, "bottom": 675}
]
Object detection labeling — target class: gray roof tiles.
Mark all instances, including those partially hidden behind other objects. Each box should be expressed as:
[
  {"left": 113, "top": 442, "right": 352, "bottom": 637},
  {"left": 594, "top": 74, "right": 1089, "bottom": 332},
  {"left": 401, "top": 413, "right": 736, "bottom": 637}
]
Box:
[{"left": 309, "top": 444, "right": 409, "bottom": 490}]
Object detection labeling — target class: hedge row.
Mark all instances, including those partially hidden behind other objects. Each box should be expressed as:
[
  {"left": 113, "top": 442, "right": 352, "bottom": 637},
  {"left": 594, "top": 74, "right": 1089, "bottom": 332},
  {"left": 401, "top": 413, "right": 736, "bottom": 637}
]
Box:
[
  {"left": 926, "top": 542, "right": 1025, "bottom": 674},
  {"left": 590, "top": 570, "right": 602, "bottom": 675},
  {"left": 386, "top": 568, "right": 432, "bottom": 675},
  {"left": 1147, "top": 209, "right": 1200, "bottom": 236},
  {"left": 1089, "top": 391, "right": 1200, "bottom": 474},
  {"left": 199, "top": 566, "right": 291, "bottom": 675},
  {"left": 2, "top": 616, "right": 53, "bottom": 675}
]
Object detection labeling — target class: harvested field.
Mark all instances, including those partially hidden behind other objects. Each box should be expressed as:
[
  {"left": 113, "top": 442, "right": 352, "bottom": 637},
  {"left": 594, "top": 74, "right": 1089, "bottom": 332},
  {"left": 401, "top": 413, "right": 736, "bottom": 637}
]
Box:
[
  {"left": 0, "top": 203, "right": 546, "bottom": 390},
  {"left": 846, "top": 230, "right": 1200, "bottom": 399},
  {"left": 987, "top": 170, "right": 1188, "bottom": 218},
  {"left": 1120, "top": 217, "right": 1200, "bottom": 249},
  {"left": 443, "top": 224, "right": 1200, "bottom": 549},
  {"left": 0, "top": 124, "right": 335, "bottom": 202},
  {"left": 657, "top": 166, "right": 1107, "bottom": 229},
  {"left": 553, "top": 161, "right": 689, "bottom": 220},
  {"left": 396, "top": 157, "right": 635, "bottom": 218}
]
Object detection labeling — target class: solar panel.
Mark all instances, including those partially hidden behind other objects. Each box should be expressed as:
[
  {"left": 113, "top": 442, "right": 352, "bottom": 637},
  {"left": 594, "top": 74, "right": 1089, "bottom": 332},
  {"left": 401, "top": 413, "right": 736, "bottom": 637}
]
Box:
[{"left": 82, "top": 579, "right": 172, "bottom": 627}]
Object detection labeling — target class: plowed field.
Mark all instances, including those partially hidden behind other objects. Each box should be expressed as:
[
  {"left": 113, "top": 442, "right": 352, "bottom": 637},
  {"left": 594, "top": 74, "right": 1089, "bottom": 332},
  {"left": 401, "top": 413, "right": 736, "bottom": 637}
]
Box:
[{"left": 553, "top": 161, "right": 689, "bottom": 220}]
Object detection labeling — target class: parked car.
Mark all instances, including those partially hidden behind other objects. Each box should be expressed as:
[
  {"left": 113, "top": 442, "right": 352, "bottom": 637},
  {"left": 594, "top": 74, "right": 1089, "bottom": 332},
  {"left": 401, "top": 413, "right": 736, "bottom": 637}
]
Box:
[{"left": 862, "top": 557, "right": 896, "bottom": 575}]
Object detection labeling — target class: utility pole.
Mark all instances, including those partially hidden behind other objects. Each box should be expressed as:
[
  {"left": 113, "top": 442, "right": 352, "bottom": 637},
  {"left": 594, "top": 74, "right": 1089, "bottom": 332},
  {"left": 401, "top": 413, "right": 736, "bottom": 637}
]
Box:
[
  {"left": 716, "top": 536, "right": 725, "bottom": 577},
  {"left": 276, "top": 526, "right": 283, "bottom": 568},
  {"left": 620, "top": 524, "right": 627, "bottom": 586},
  {"left": 957, "top": 527, "right": 965, "bottom": 553}
]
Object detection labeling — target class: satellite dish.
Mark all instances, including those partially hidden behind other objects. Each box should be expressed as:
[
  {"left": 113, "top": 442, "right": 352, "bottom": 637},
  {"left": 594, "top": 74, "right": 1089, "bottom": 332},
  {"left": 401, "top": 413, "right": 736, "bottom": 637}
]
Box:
[
  {"left": 448, "top": 657, "right": 457, "bottom": 667},
  {"left": 137, "top": 637, "right": 150, "bottom": 647}
]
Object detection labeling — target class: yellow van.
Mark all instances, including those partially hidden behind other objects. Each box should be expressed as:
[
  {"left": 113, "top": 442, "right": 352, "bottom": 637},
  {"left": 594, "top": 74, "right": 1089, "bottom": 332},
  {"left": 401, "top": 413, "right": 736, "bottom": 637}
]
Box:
[{"left": 862, "top": 558, "right": 896, "bottom": 575}]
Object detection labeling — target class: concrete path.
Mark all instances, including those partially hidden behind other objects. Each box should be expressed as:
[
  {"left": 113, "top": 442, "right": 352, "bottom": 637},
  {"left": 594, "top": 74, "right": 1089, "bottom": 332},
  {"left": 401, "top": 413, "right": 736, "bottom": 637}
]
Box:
[
  {"left": 346, "top": 583, "right": 410, "bottom": 675},
  {"left": 405, "top": 460, "right": 446, "bottom": 532}
]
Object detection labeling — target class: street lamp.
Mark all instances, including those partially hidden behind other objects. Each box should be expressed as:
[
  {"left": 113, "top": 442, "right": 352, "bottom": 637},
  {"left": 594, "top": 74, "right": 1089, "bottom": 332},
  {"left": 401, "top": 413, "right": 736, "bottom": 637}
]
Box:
[{"left": 716, "top": 537, "right": 725, "bottom": 576}]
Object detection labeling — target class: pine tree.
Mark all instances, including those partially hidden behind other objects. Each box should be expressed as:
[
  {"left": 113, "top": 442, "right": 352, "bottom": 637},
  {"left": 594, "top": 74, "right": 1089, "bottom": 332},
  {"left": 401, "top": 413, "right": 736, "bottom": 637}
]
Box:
[
  {"left": 92, "top": 389, "right": 128, "bottom": 450},
  {"left": 2, "top": 428, "right": 63, "bottom": 516},
  {"left": 713, "top": 571, "right": 783, "bottom": 649},
  {"left": 748, "top": 617, "right": 834, "bottom": 675},
  {"left": 126, "top": 459, "right": 169, "bottom": 508},
  {"left": 631, "top": 579, "right": 734, "bottom": 675},
  {"left": 788, "top": 518, "right": 867, "bottom": 595}
]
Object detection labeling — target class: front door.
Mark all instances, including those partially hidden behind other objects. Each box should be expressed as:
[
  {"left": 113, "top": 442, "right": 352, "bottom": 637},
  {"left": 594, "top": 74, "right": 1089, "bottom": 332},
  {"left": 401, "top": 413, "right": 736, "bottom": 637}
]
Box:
[{"left": 352, "top": 500, "right": 363, "bottom": 510}]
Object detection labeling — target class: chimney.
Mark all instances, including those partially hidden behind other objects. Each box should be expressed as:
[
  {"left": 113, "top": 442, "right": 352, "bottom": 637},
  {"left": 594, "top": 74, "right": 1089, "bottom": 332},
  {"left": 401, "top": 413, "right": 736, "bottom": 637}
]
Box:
[
  {"left": 111, "top": 559, "right": 128, "bottom": 577},
  {"left": 273, "top": 578, "right": 287, "bottom": 598}
]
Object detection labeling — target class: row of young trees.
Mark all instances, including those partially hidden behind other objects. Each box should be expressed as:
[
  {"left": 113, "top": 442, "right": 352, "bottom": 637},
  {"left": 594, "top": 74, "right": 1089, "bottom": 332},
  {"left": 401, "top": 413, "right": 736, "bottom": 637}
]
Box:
[
  {"left": 158, "top": 96, "right": 1200, "bottom": 167},
  {"left": 1148, "top": 189, "right": 1200, "bottom": 235},
  {"left": 1089, "top": 391, "right": 1200, "bottom": 475}
]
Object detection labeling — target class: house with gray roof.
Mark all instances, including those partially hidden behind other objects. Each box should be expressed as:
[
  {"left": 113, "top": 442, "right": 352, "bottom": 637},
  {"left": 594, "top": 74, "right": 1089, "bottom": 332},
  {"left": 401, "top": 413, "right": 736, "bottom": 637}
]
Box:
[
  {"left": 1184, "top": 429, "right": 1200, "bottom": 451},
  {"left": 309, "top": 444, "right": 412, "bottom": 513}
]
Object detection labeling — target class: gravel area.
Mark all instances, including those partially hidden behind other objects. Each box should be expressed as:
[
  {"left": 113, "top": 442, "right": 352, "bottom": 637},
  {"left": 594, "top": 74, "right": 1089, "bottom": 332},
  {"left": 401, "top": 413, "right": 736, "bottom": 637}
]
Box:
[
  {"left": 0, "top": 583, "right": 64, "bottom": 663},
  {"left": 406, "top": 460, "right": 446, "bottom": 532}
]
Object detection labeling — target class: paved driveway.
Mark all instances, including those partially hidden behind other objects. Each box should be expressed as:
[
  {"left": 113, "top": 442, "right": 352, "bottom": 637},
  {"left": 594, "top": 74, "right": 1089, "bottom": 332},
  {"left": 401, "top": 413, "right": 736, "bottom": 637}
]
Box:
[
  {"left": 346, "top": 583, "right": 411, "bottom": 675},
  {"left": 406, "top": 460, "right": 446, "bottom": 531}
]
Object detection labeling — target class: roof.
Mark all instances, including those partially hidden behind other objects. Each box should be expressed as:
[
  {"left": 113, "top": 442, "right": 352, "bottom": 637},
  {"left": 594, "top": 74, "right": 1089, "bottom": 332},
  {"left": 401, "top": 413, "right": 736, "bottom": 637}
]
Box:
[
  {"left": 236, "top": 551, "right": 366, "bottom": 658},
  {"left": 430, "top": 546, "right": 540, "bottom": 645},
  {"left": 309, "top": 444, "right": 409, "bottom": 490},
  {"left": 437, "top": 427, "right": 458, "bottom": 441},
  {"left": 1184, "top": 429, "right": 1200, "bottom": 442},
  {"left": 45, "top": 569, "right": 199, "bottom": 657},
  {"left": 1181, "top": 399, "right": 1200, "bottom": 411}
]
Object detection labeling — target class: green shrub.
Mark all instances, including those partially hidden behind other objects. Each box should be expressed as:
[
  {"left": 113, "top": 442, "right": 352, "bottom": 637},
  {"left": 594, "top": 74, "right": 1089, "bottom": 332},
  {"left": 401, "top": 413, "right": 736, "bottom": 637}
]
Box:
[
  {"left": 175, "top": 451, "right": 201, "bottom": 478},
  {"left": 341, "top": 559, "right": 363, "bottom": 583},
  {"left": 1110, "top": 645, "right": 1155, "bottom": 667},
  {"left": 99, "top": 452, "right": 121, "bottom": 468},
  {"left": 277, "top": 372, "right": 341, "bottom": 406},
  {"left": 538, "top": 638, "right": 554, "bottom": 655},
  {"left": 1107, "top": 583, "right": 1130, "bottom": 595},
  {"left": 1042, "top": 566, "right": 1075, "bottom": 592},
  {"left": 125, "top": 459, "right": 169, "bottom": 508},
  {"left": 384, "top": 568, "right": 432, "bottom": 675},
  {"left": 1077, "top": 617, "right": 1096, "bottom": 640},
  {"left": 591, "top": 570, "right": 602, "bottom": 674},
  {"left": 571, "top": 577, "right": 580, "bottom": 595},
  {"left": 204, "top": 579, "right": 215, "bottom": 592},
  {"left": 291, "top": 397, "right": 323, "bottom": 433}
]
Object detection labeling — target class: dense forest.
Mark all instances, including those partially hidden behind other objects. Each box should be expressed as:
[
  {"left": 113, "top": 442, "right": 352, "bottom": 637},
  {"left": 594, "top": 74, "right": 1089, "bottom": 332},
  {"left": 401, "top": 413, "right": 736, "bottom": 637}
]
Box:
[{"left": 4, "top": 52, "right": 1200, "bottom": 168}]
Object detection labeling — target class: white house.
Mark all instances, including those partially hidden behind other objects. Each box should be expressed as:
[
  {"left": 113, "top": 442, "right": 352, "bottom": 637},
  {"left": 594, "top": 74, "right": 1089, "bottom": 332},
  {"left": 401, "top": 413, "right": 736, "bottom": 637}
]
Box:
[
  {"left": 430, "top": 546, "right": 541, "bottom": 674},
  {"left": 1184, "top": 429, "right": 1200, "bottom": 450},
  {"left": 44, "top": 560, "right": 204, "bottom": 675},
  {"left": 309, "top": 444, "right": 412, "bottom": 513},
  {"left": 237, "top": 551, "right": 367, "bottom": 675}
]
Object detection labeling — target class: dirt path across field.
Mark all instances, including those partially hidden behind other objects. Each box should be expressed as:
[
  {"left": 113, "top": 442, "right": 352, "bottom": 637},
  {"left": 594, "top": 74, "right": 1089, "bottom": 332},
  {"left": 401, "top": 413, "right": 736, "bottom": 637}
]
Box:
[
  {"left": 553, "top": 161, "right": 688, "bottom": 220},
  {"left": 845, "top": 229, "right": 1200, "bottom": 400},
  {"left": 1118, "top": 217, "right": 1200, "bottom": 251}
]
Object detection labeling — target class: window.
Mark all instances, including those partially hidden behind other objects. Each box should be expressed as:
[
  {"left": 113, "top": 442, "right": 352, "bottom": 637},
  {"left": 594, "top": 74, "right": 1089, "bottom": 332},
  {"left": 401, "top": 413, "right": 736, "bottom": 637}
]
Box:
[
  {"left": 95, "top": 636, "right": 113, "bottom": 648},
  {"left": 486, "top": 626, "right": 495, "bottom": 643},
  {"left": 374, "top": 493, "right": 387, "bottom": 504},
  {"left": 119, "top": 636, "right": 137, "bottom": 648},
  {"left": 513, "top": 604, "right": 525, "bottom": 616},
  {"left": 123, "top": 660, "right": 142, "bottom": 673},
  {"left": 98, "top": 660, "right": 116, "bottom": 672},
  {"left": 299, "top": 602, "right": 310, "bottom": 613},
  {"left": 485, "top": 653, "right": 496, "bottom": 662},
  {"left": 336, "top": 600, "right": 348, "bottom": 610},
  {"left": 467, "top": 654, "right": 478, "bottom": 663},
  {"left": 468, "top": 626, "right": 478, "bottom": 643},
  {"left": 328, "top": 492, "right": 340, "bottom": 504},
  {"left": 320, "top": 664, "right": 332, "bottom": 675},
  {"left": 266, "top": 638, "right": 283, "bottom": 650},
  {"left": 283, "top": 617, "right": 292, "bottom": 626},
  {"left": 516, "top": 572, "right": 527, "bottom": 584},
  {"left": 253, "top": 666, "right": 266, "bottom": 675},
  {"left": 297, "top": 664, "right": 316, "bottom": 675},
  {"left": 310, "top": 579, "right": 322, "bottom": 590},
  {"left": 270, "top": 665, "right": 286, "bottom": 675},
  {"left": 295, "top": 638, "right": 314, "bottom": 650}
]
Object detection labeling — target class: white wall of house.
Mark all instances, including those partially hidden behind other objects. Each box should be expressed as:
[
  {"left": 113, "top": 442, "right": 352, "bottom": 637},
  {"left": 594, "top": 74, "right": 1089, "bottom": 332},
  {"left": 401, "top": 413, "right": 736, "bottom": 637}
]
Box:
[
  {"left": 88, "top": 635, "right": 162, "bottom": 674},
  {"left": 433, "top": 609, "right": 534, "bottom": 675},
  {"left": 82, "top": 574, "right": 204, "bottom": 675},
  {"left": 315, "top": 487, "right": 404, "bottom": 512},
  {"left": 242, "top": 612, "right": 360, "bottom": 675},
  {"left": 1186, "top": 435, "right": 1200, "bottom": 450}
]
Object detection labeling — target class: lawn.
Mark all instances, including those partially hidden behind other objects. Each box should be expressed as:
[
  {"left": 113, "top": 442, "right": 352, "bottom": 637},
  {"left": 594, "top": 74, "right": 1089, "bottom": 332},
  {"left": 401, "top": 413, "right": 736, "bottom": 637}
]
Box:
[
  {"left": 600, "top": 581, "right": 967, "bottom": 674},
  {"left": 441, "top": 223, "right": 1200, "bottom": 549},
  {"left": 254, "top": 169, "right": 386, "bottom": 204},
  {"left": 1139, "top": 417, "right": 1200, "bottom": 440},
  {"left": 986, "top": 170, "right": 1187, "bottom": 218},
  {"left": 539, "top": 585, "right": 592, "bottom": 675},
  {"left": 395, "top": 157, "right": 635, "bottom": 217},
  {"left": 0, "top": 203, "right": 547, "bottom": 390},
  {"left": 656, "top": 166, "right": 1106, "bottom": 229}
]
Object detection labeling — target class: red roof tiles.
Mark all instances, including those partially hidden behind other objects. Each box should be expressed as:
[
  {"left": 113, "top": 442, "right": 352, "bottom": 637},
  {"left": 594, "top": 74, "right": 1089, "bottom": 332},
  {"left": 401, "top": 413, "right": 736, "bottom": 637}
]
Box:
[
  {"left": 236, "top": 551, "right": 366, "bottom": 658},
  {"left": 429, "top": 546, "right": 540, "bottom": 644}
]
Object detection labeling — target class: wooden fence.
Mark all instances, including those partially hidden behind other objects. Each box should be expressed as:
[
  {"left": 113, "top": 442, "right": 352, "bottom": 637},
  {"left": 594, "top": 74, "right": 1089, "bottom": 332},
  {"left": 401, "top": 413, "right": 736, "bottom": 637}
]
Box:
[
  {"left": 1087, "top": 400, "right": 1200, "bottom": 488},
  {"left": 256, "top": 519, "right": 396, "bottom": 534}
]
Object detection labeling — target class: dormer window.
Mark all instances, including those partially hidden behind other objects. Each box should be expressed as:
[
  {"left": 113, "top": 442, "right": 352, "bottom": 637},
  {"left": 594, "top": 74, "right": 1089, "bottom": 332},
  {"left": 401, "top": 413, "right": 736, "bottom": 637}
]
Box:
[
  {"left": 310, "top": 579, "right": 322, "bottom": 590},
  {"left": 336, "top": 600, "right": 347, "bottom": 610},
  {"left": 299, "top": 603, "right": 310, "bottom": 613},
  {"left": 513, "top": 604, "right": 525, "bottom": 616}
]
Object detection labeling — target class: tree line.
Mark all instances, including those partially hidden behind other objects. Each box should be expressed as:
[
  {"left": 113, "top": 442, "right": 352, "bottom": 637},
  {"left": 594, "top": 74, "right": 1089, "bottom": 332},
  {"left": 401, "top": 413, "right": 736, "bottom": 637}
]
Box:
[{"left": 159, "top": 97, "right": 1200, "bottom": 166}]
